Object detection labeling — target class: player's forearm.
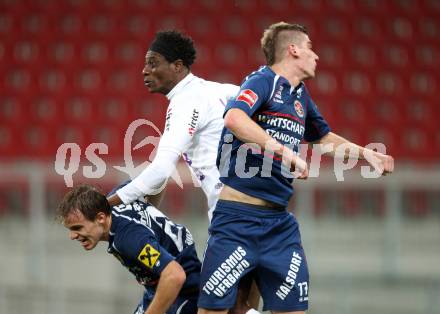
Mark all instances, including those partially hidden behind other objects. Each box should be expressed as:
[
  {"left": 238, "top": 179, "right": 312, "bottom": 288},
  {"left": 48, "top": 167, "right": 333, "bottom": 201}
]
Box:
[
  {"left": 224, "top": 108, "right": 306, "bottom": 176},
  {"left": 313, "top": 132, "right": 368, "bottom": 160},
  {"left": 144, "top": 261, "right": 186, "bottom": 314},
  {"left": 224, "top": 108, "right": 288, "bottom": 157},
  {"left": 116, "top": 150, "right": 180, "bottom": 204}
]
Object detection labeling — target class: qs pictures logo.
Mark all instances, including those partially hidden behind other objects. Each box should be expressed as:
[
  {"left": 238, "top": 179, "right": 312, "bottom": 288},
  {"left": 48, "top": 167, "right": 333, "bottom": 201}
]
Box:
[{"left": 54, "top": 119, "right": 183, "bottom": 188}]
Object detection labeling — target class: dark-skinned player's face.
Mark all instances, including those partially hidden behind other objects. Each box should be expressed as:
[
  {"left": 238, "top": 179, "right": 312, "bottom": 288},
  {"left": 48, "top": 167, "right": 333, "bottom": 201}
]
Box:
[{"left": 142, "top": 51, "right": 180, "bottom": 94}]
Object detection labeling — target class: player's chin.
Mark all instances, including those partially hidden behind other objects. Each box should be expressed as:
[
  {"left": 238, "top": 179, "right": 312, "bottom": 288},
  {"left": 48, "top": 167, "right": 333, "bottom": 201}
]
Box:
[
  {"left": 147, "top": 86, "right": 161, "bottom": 94},
  {"left": 82, "top": 241, "right": 97, "bottom": 250}
]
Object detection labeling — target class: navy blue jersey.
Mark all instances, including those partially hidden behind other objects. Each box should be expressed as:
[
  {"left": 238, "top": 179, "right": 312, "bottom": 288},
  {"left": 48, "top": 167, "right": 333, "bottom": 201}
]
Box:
[
  {"left": 217, "top": 66, "right": 330, "bottom": 206},
  {"left": 107, "top": 184, "right": 201, "bottom": 294}
]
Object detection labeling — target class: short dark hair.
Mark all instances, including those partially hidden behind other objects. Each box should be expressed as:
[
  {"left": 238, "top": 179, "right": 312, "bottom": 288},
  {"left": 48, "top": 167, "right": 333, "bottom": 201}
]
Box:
[
  {"left": 149, "top": 30, "right": 196, "bottom": 67},
  {"left": 261, "top": 22, "right": 308, "bottom": 65},
  {"left": 56, "top": 185, "right": 111, "bottom": 222}
]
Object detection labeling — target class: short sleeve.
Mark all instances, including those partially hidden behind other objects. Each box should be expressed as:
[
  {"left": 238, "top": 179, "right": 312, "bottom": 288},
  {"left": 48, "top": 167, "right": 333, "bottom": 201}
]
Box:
[
  {"left": 116, "top": 223, "right": 174, "bottom": 276},
  {"left": 219, "top": 83, "right": 240, "bottom": 100},
  {"left": 224, "top": 75, "right": 271, "bottom": 117},
  {"left": 303, "top": 89, "right": 331, "bottom": 142}
]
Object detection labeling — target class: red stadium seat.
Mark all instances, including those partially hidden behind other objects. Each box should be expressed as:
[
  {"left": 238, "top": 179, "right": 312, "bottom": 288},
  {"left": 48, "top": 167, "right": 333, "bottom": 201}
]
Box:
[
  {"left": 379, "top": 43, "right": 412, "bottom": 68},
  {"left": 375, "top": 71, "right": 405, "bottom": 96},
  {"left": 386, "top": 16, "right": 417, "bottom": 43},
  {"left": 316, "top": 41, "right": 346, "bottom": 70},
  {"left": 415, "top": 45, "right": 440, "bottom": 70},
  {"left": 417, "top": 16, "right": 440, "bottom": 44},
  {"left": 29, "top": 95, "right": 61, "bottom": 126},
  {"left": 350, "top": 43, "right": 379, "bottom": 68}
]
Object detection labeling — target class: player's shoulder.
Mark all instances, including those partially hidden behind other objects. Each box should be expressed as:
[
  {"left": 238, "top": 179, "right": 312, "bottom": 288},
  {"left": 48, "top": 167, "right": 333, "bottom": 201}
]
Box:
[
  {"left": 169, "top": 79, "right": 204, "bottom": 108},
  {"left": 169, "top": 76, "right": 227, "bottom": 111},
  {"left": 237, "top": 66, "right": 274, "bottom": 100},
  {"left": 111, "top": 205, "right": 155, "bottom": 242},
  {"left": 243, "top": 66, "right": 274, "bottom": 89}
]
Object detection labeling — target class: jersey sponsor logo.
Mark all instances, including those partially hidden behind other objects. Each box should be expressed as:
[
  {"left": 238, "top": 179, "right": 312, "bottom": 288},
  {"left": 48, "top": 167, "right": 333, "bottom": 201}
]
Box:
[
  {"left": 294, "top": 100, "right": 304, "bottom": 118},
  {"left": 137, "top": 244, "right": 160, "bottom": 268},
  {"left": 202, "top": 246, "right": 250, "bottom": 297},
  {"left": 188, "top": 109, "right": 199, "bottom": 136},
  {"left": 236, "top": 89, "right": 258, "bottom": 108},
  {"left": 276, "top": 251, "right": 305, "bottom": 301}
]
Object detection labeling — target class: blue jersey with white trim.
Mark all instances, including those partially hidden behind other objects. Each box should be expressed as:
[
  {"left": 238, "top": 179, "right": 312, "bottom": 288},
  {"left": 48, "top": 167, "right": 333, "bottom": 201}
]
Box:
[
  {"left": 107, "top": 183, "right": 200, "bottom": 292},
  {"left": 216, "top": 66, "right": 330, "bottom": 207}
]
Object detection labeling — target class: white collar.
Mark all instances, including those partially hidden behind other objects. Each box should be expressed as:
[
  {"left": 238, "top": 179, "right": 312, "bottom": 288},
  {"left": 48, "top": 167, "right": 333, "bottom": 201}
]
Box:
[{"left": 166, "top": 73, "right": 195, "bottom": 100}]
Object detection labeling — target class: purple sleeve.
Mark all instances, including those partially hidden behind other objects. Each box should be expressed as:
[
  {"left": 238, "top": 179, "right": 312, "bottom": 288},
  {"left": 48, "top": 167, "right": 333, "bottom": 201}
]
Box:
[{"left": 303, "top": 88, "right": 331, "bottom": 142}]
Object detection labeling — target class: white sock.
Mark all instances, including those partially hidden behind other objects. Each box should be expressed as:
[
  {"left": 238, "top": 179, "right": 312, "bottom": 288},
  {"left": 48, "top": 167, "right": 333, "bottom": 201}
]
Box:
[{"left": 246, "top": 309, "right": 261, "bottom": 314}]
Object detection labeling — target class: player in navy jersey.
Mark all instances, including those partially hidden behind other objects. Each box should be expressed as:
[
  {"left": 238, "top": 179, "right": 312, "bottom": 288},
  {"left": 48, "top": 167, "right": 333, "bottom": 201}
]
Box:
[
  {"left": 198, "top": 22, "right": 394, "bottom": 314},
  {"left": 105, "top": 30, "right": 261, "bottom": 314},
  {"left": 57, "top": 183, "right": 200, "bottom": 314}
]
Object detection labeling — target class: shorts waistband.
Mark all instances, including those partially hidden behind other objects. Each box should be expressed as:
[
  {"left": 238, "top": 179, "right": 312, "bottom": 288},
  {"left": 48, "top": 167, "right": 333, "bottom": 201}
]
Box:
[{"left": 215, "top": 200, "right": 287, "bottom": 218}]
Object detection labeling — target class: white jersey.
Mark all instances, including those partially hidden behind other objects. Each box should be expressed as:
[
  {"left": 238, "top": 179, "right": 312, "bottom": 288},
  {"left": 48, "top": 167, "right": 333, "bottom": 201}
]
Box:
[{"left": 117, "top": 73, "right": 239, "bottom": 219}]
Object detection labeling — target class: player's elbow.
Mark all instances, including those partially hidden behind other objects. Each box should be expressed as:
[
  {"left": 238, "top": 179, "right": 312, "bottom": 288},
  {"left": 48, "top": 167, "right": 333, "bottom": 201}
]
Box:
[
  {"left": 172, "top": 267, "right": 186, "bottom": 288},
  {"left": 224, "top": 109, "right": 241, "bottom": 131},
  {"left": 165, "top": 261, "right": 186, "bottom": 287}
]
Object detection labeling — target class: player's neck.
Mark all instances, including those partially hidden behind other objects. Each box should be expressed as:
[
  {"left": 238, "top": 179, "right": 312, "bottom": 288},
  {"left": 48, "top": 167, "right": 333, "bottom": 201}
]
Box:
[
  {"left": 101, "top": 215, "right": 112, "bottom": 242},
  {"left": 175, "top": 69, "right": 191, "bottom": 86},
  {"left": 270, "top": 63, "right": 301, "bottom": 88},
  {"left": 165, "top": 69, "right": 191, "bottom": 95}
]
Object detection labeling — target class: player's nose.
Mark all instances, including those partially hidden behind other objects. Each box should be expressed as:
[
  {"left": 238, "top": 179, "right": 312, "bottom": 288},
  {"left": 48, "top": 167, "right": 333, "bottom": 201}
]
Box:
[
  {"left": 69, "top": 231, "right": 78, "bottom": 240},
  {"left": 142, "top": 65, "right": 150, "bottom": 75},
  {"left": 314, "top": 51, "right": 319, "bottom": 61}
]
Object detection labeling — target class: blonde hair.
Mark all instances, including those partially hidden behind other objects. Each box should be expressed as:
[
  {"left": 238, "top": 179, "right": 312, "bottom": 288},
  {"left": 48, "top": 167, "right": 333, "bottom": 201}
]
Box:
[{"left": 261, "top": 22, "right": 308, "bottom": 65}]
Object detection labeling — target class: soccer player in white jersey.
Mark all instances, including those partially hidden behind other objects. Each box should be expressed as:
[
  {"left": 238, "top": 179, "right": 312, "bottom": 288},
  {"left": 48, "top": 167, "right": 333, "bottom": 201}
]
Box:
[
  {"left": 107, "top": 31, "right": 260, "bottom": 314},
  {"left": 107, "top": 31, "right": 238, "bottom": 220}
]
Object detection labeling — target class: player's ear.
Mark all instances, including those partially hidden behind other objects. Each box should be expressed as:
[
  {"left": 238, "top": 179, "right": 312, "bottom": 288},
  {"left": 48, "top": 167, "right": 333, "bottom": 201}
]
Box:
[
  {"left": 95, "top": 212, "right": 107, "bottom": 224},
  {"left": 171, "top": 59, "right": 185, "bottom": 73},
  {"left": 288, "top": 43, "right": 299, "bottom": 58}
]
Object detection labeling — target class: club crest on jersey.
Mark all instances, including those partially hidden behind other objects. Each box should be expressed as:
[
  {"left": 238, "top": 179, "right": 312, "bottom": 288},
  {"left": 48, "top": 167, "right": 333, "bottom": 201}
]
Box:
[
  {"left": 138, "top": 244, "right": 160, "bottom": 268},
  {"left": 294, "top": 100, "right": 304, "bottom": 118},
  {"left": 236, "top": 89, "right": 258, "bottom": 108}
]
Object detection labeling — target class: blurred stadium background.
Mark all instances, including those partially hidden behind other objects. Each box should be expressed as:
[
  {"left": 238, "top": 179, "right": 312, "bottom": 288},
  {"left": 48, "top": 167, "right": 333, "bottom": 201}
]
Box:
[{"left": 0, "top": 0, "right": 439, "bottom": 313}]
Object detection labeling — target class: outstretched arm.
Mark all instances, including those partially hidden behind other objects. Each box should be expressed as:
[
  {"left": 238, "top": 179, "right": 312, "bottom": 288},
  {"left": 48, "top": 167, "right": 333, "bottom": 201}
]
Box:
[
  {"left": 311, "top": 132, "right": 394, "bottom": 175},
  {"left": 108, "top": 97, "right": 207, "bottom": 206},
  {"left": 144, "top": 260, "right": 186, "bottom": 314},
  {"left": 107, "top": 149, "right": 180, "bottom": 206}
]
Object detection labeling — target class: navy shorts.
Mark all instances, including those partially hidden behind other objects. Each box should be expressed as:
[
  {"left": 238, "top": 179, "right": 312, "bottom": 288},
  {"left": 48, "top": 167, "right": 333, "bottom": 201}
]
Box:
[
  {"left": 134, "top": 288, "right": 198, "bottom": 314},
  {"left": 198, "top": 200, "right": 309, "bottom": 312}
]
